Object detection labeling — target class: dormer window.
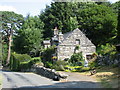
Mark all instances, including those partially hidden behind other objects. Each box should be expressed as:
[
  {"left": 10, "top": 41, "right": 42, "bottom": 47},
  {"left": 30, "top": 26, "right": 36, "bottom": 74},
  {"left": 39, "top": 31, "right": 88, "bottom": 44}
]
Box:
[{"left": 76, "top": 39, "right": 80, "bottom": 45}]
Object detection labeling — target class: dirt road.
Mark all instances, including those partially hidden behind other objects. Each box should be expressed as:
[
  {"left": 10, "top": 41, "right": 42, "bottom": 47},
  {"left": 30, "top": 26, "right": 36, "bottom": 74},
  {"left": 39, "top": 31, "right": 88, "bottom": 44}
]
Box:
[{"left": 2, "top": 70, "right": 102, "bottom": 88}]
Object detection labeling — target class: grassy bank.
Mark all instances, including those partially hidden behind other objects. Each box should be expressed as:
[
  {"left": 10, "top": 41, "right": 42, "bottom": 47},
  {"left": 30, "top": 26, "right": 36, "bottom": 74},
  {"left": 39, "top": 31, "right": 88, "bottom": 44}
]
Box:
[{"left": 80, "top": 66, "right": 119, "bottom": 88}]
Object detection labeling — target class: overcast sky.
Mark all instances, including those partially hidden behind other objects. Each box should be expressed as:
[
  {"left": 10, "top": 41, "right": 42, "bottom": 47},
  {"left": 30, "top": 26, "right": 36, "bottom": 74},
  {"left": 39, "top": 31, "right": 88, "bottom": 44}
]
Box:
[{"left": 0, "top": 0, "right": 119, "bottom": 17}]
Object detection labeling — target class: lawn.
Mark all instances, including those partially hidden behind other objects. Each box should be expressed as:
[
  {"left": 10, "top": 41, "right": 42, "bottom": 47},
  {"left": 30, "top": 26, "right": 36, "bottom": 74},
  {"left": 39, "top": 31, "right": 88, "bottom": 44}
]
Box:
[{"left": 80, "top": 66, "right": 119, "bottom": 88}]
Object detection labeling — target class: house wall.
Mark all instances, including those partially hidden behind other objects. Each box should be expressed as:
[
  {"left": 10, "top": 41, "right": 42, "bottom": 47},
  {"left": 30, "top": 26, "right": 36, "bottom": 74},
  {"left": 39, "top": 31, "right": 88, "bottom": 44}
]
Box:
[{"left": 57, "top": 29, "right": 96, "bottom": 60}]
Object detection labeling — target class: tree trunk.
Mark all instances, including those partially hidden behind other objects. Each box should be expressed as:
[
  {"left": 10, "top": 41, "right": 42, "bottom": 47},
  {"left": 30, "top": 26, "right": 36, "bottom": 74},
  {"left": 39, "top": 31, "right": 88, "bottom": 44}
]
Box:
[{"left": 6, "top": 34, "right": 12, "bottom": 65}]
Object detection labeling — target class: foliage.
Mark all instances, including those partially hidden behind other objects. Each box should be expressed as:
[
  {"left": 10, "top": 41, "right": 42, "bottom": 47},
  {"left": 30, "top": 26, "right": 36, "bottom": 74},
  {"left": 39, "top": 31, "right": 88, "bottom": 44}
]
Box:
[
  {"left": 42, "top": 46, "right": 55, "bottom": 62},
  {"left": 97, "top": 43, "right": 116, "bottom": 55},
  {"left": 13, "top": 15, "right": 44, "bottom": 56},
  {"left": 31, "top": 57, "right": 41, "bottom": 62},
  {"left": 51, "top": 60, "right": 68, "bottom": 71},
  {"left": 9, "top": 53, "right": 32, "bottom": 71},
  {"left": 19, "top": 57, "right": 43, "bottom": 71},
  {"left": 64, "top": 65, "right": 91, "bottom": 72},
  {"left": 75, "top": 45, "right": 80, "bottom": 50},
  {"left": 44, "top": 61, "right": 53, "bottom": 68},
  {"left": 64, "top": 65, "right": 83, "bottom": 72},
  {"left": 40, "top": 2, "right": 117, "bottom": 46},
  {"left": 1, "top": 11, "right": 23, "bottom": 65},
  {"left": 78, "top": 4, "right": 117, "bottom": 45},
  {"left": 89, "top": 61, "right": 98, "bottom": 69},
  {"left": 69, "top": 52, "right": 84, "bottom": 66},
  {"left": 1, "top": 11, "right": 23, "bottom": 39},
  {"left": 115, "top": 1, "right": 120, "bottom": 44},
  {"left": 40, "top": 2, "right": 79, "bottom": 38},
  {"left": 2, "top": 44, "right": 8, "bottom": 65}
]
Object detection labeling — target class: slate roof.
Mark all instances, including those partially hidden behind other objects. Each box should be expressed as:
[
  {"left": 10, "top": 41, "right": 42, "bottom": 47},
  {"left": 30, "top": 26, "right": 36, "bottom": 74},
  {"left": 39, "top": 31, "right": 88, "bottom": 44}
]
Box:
[
  {"left": 60, "top": 28, "right": 95, "bottom": 46},
  {"left": 63, "top": 31, "right": 73, "bottom": 40}
]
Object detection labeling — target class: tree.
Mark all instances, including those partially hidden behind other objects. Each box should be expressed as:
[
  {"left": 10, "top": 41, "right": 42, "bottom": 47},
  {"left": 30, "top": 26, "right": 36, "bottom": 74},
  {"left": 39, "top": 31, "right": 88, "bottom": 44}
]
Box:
[
  {"left": 115, "top": 1, "right": 120, "bottom": 44},
  {"left": 40, "top": 2, "right": 79, "bottom": 38},
  {"left": 14, "top": 15, "right": 44, "bottom": 56},
  {"left": 1, "top": 11, "right": 23, "bottom": 65},
  {"left": 40, "top": 2, "right": 117, "bottom": 46},
  {"left": 77, "top": 4, "right": 117, "bottom": 45}
]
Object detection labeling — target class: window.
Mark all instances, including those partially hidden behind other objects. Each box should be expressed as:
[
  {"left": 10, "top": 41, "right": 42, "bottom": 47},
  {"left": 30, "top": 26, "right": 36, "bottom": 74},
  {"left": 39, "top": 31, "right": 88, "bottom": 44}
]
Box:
[{"left": 76, "top": 39, "right": 80, "bottom": 45}]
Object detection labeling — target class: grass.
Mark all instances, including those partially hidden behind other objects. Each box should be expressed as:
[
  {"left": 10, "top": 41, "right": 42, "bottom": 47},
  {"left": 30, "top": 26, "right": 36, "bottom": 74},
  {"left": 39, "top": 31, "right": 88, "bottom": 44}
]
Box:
[{"left": 79, "top": 66, "right": 120, "bottom": 88}]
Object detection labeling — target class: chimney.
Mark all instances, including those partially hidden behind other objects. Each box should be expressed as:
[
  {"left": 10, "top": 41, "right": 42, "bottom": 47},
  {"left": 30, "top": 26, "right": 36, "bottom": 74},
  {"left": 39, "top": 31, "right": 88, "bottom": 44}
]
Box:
[
  {"left": 58, "top": 31, "right": 63, "bottom": 43},
  {"left": 54, "top": 27, "right": 58, "bottom": 36}
]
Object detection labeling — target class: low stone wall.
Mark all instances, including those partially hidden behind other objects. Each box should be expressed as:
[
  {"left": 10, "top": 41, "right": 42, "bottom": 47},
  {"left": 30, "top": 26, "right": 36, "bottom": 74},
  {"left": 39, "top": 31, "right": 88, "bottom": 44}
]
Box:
[
  {"left": 97, "top": 53, "right": 120, "bottom": 67},
  {"left": 30, "top": 65, "right": 68, "bottom": 81}
]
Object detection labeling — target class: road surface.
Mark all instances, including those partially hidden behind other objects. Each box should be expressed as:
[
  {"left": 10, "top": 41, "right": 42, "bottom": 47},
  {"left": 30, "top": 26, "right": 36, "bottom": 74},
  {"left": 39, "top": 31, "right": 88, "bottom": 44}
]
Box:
[{"left": 2, "top": 70, "right": 102, "bottom": 88}]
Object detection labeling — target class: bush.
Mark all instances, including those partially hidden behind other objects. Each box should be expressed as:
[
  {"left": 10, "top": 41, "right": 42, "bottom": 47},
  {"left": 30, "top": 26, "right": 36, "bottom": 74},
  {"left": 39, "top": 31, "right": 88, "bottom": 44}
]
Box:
[
  {"left": 52, "top": 60, "right": 68, "bottom": 71},
  {"left": 97, "top": 43, "right": 116, "bottom": 55},
  {"left": 69, "top": 52, "right": 84, "bottom": 66},
  {"left": 29, "top": 57, "right": 41, "bottom": 65},
  {"left": 10, "top": 53, "right": 31, "bottom": 71},
  {"left": 89, "top": 61, "right": 97, "bottom": 69},
  {"left": 18, "top": 62, "right": 30, "bottom": 71},
  {"left": 10, "top": 54, "right": 20, "bottom": 71},
  {"left": 44, "top": 61, "right": 53, "bottom": 68},
  {"left": 42, "top": 46, "right": 55, "bottom": 62},
  {"left": 96, "top": 43, "right": 119, "bottom": 67}
]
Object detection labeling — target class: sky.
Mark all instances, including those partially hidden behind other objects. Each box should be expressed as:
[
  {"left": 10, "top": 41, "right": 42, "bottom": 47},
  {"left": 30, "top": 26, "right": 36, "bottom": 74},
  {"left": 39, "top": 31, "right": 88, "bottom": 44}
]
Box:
[{"left": 0, "top": 0, "right": 119, "bottom": 17}]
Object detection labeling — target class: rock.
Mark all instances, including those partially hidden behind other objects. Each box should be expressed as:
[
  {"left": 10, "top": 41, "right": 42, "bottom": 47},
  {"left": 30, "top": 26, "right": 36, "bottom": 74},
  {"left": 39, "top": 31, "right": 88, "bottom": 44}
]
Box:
[
  {"left": 56, "top": 72, "right": 68, "bottom": 79},
  {"left": 53, "top": 76, "right": 60, "bottom": 81},
  {"left": 51, "top": 69, "right": 56, "bottom": 72}
]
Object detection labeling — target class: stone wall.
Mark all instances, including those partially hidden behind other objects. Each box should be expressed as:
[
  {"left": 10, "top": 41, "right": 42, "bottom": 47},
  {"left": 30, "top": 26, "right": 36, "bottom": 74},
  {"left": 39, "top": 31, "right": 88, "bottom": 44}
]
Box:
[
  {"left": 97, "top": 53, "right": 120, "bottom": 67},
  {"left": 30, "top": 65, "right": 68, "bottom": 81}
]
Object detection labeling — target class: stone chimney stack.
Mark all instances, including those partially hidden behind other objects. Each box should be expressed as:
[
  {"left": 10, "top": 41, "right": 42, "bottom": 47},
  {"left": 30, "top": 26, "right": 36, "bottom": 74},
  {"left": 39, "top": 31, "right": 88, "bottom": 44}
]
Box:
[
  {"left": 54, "top": 27, "right": 58, "bottom": 36},
  {"left": 58, "top": 32, "right": 63, "bottom": 43}
]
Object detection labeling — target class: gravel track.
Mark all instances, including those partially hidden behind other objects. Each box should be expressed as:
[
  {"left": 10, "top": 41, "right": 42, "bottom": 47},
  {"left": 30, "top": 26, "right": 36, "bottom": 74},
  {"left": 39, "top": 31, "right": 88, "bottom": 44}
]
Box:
[{"left": 2, "top": 70, "right": 102, "bottom": 88}]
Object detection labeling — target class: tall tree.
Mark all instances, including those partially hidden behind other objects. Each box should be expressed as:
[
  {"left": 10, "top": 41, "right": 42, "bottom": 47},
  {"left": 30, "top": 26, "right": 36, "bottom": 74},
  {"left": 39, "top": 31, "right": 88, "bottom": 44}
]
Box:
[
  {"left": 40, "top": 2, "right": 79, "bottom": 38},
  {"left": 115, "top": 1, "right": 120, "bottom": 44},
  {"left": 77, "top": 4, "right": 117, "bottom": 45},
  {"left": 14, "top": 15, "right": 44, "bottom": 56},
  {"left": 1, "top": 11, "right": 23, "bottom": 65},
  {"left": 40, "top": 2, "right": 117, "bottom": 46}
]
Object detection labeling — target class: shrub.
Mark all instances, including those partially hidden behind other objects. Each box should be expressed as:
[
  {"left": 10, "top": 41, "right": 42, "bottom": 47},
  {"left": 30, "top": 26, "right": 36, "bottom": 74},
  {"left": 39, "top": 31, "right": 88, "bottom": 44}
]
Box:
[
  {"left": 44, "top": 61, "right": 53, "bottom": 68},
  {"left": 69, "top": 52, "right": 84, "bottom": 66},
  {"left": 10, "top": 54, "right": 20, "bottom": 71},
  {"left": 10, "top": 53, "right": 31, "bottom": 71},
  {"left": 96, "top": 43, "right": 119, "bottom": 67},
  {"left": 89, "top": 61, "right": 97, "bottom": 69},
  {"left": 18, "top": 62, "right": 30, "bottom": 71},
  {"left": 52, "top": 60, "right": 68, "bottom": 71},
  {"left": 29, "top": 57, "right": 41, "bottom": 65},
  {"left": 42, "top": 46, "right": 55, "bottom": 62},
  {"left": 97, "top": 43, "right": 116, "bottom": 55}
]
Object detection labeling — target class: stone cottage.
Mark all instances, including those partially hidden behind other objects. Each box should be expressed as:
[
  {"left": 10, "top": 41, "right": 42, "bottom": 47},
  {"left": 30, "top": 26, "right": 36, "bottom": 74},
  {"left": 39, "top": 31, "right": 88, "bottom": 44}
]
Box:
[{"left": 43, "top": 27, "right": 96, "bottom": 61}]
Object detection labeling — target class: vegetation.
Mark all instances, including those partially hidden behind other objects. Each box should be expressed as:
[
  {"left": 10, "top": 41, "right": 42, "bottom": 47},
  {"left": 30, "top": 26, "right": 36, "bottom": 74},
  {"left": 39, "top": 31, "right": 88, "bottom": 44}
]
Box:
[
  {"left": 95, "top": 66, "right": 119, "bottom": 88},
  {"left": 69, "top": 52, "right": 84, "bottom": 66},
  {"left": 40, "top": 2, "right": 117, "bottom": 46},
  {"left": 9, "top": 53, "right": 42, "bottom": 71},
  {"left": 80, "top": 66, "right": 119, "bottom": 88},
  {"left": 1, "top": 11, "right": 23, "bottom": 65},
  {"left": 13, "top": 15, "right": 44, "bottom": 56},
  {"left": 1, "top": 2, "right": 119, "bottom": 87}
]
